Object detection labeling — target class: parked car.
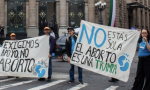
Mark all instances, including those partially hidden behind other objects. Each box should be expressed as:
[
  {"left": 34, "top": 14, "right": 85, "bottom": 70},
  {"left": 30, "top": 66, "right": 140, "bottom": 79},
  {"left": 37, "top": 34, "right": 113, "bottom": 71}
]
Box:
[
  {"left": 55, "top": 33, "right": 69, "bottom": 61},
  {"left": 55, "top": 28, "right": 80, "bottom": 61}
]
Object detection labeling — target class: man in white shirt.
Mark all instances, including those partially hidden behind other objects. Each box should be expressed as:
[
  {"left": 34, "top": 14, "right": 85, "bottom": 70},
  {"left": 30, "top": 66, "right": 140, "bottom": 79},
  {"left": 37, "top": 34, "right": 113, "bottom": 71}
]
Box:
[{"left": 50, "top": 27, "right": 55, "bottom": 39}]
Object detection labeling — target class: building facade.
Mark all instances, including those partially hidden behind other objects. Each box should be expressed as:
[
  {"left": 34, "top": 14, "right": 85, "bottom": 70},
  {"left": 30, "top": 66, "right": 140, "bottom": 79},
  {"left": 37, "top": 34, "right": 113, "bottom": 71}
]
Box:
[
  {"left": 0, "top": 0, "right": 149, "bottom": 38},
  {"left": 95, "top": 0, "right": 150, "bottom": 29}
]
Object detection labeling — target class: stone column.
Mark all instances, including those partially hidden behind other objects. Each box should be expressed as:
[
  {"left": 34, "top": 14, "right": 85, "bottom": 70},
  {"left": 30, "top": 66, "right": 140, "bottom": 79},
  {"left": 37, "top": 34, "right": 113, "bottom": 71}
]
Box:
[
  {"left": 56, "top": 0, "right": 60, "bottom": 26},
  {"left": 0, "top": 0, "right": 5, "bottom": 25},
  {"left": 59, "top": 0, "right": 67, "bottom": 36},
  {"left": 27, "top": 0, "right": 38, "bottom": 37},
  {"left": 4, "top": 0, "right": 7, "bottom": 37},
  {"left": 66, "top": 1, "right": 69, "bottom": 27},
  {"left": 0, "top": 0, "right": 5, "bottom": 36},
  {"left": 26, "top": 1, "right": 29, "bottom": 34},
  {"left": 143, "top": 9, "right": 145, "bottom": 28},
  {"left": 36, "top": 1, "right": 39, "bottom": 27},
  {"left": 148, "top": 11, "right": 150, "bottom": 30},
  {"left": 85, "top": 0, "right": 88, "bottom": 21},
  {"left": 88, "top": 0, "right": 95, "bottom": 23}
]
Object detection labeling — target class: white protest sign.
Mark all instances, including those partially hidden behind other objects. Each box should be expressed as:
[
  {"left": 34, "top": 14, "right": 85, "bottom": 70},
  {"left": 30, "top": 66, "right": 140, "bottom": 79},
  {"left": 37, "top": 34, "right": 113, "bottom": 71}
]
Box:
[
  {"left": 71, "top": 20, "right": 140, "bottom": 82},
  {"left": 0, "top": 35, "right": 49, "bottom": 78}
]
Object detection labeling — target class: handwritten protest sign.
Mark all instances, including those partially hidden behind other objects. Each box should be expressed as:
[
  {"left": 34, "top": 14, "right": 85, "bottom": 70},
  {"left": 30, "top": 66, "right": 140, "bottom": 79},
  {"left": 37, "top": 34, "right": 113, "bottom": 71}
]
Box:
[
  {"left": 0, "top": 35, "right": 49, "bottom": 78},
  {"left": 71, "top": 20, "right": 140, "bottom": 82}
]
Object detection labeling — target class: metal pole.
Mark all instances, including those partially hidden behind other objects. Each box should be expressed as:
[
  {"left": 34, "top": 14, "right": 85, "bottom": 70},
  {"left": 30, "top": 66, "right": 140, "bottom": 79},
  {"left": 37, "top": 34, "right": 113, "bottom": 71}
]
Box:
[{"left": 99, "top": 9, "right": 103, "bottom": 24}]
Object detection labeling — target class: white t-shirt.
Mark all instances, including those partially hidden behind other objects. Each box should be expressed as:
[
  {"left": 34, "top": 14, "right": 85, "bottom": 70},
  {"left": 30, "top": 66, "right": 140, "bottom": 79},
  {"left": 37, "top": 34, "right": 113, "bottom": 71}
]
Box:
[{"left": 50, "top": 32, "right": 55, "bottom": 38}]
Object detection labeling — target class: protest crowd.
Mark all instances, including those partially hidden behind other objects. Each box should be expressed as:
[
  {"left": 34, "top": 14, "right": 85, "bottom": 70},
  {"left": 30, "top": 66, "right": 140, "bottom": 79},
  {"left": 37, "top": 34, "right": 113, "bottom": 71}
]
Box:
[{"left": 0, "top": 20, "right": 150, "bottom": 90}]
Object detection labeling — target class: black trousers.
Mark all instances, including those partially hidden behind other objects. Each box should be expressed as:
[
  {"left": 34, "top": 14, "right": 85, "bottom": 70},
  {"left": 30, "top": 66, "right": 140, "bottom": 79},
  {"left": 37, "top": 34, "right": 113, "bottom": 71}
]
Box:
[{"left": 132, "top": 55, "right": 150, "bottom": 90}]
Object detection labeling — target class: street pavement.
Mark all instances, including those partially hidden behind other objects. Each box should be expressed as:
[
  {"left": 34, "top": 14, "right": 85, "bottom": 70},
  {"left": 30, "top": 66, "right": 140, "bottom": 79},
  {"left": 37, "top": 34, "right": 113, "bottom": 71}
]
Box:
[{"left": 0, "top": 52, "right": 139, "bottom": 90}]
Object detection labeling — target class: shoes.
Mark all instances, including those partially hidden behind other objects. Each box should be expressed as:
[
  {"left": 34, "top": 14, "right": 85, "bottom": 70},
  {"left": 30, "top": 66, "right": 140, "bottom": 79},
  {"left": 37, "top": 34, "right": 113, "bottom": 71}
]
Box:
[
  {"left": 67, "top": 80, "right": 83, "bottom": 84},
  {"left": 109, "top": 78, "right": 119, "bottom": 82},
  {"left": 47, "top": 77, "right": 51, "bottom": 82},
  {"left": 79, "top": 81, "right": 83, "bottom": 84},
  {"left": 38, "top": 78, "right": 45, "bottom": 81},
  {"left": 67, "top": 80, "right": 74, "bottom": 84},
  {"left": 7, "top": 76, "right": 14, "bottom": 78}
]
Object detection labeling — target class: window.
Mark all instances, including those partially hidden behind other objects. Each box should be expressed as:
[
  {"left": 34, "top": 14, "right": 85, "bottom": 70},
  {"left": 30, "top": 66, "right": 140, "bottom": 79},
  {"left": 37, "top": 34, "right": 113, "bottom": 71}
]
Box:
[
  {"left": 68, "top": 0, "right": 84, "bottom": 28},
  {"left": 7, "top": 0, "right": 26, "bottom": 33}
]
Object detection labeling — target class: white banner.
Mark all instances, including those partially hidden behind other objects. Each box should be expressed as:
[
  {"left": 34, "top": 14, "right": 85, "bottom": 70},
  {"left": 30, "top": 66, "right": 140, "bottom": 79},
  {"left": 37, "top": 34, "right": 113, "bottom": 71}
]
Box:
[
  {"left": 71, "top": 20, "right": 140, "bottom": 82},
  {"left": 0, "top": 35, "right": 49, "bottom": 78}
]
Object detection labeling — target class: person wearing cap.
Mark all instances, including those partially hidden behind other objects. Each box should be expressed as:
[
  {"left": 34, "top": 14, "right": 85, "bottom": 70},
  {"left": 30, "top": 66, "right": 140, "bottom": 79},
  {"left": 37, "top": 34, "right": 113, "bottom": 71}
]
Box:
[
  {"left": 65, "top": 27, "right": 83, "bottom": 84},
  {"left": 10, "top": 33, "right": 16, "bottom": 40},
  {"left": 8, "top": 33, "right": 19, "bottom": 78},
  {"left": 38, "top": 27, "right": 55, "bottom": 82}
]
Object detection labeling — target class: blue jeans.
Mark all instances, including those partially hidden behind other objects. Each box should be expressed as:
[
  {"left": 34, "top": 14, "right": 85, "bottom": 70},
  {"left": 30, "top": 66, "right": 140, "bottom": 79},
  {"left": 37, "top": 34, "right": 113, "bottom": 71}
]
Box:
[
  {"left": 48, "top": 57, "right": 52, "bottom": 77},
  {"left": 69, "top": 64, "right": 82, "bottom": 81}
]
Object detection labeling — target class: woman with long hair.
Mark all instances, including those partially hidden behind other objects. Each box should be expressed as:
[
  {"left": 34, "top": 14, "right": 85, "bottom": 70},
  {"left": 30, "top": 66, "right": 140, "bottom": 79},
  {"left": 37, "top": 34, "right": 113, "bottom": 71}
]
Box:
[{"left": 132, "top": 29, "right": 150, "bottom": 90}]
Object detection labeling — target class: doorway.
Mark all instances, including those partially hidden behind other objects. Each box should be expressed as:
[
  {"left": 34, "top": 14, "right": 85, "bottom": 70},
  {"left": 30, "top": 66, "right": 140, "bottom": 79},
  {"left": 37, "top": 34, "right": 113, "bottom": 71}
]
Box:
[
  {"left": 7, "top": 0, "right": 26, "bottom": 33},
  {"left": 38, "top": 1, "right": 56, "bottom": 35}
]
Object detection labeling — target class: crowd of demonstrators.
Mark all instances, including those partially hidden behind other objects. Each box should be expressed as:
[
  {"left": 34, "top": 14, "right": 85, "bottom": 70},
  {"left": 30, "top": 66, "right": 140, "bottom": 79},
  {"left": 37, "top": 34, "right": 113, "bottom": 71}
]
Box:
[
  {"left": 65, "top": 27, "right": 83, "bottom": 84},
  {"left": 0, "top": 26, "right": 83, "bottom": 84},
  {"left": 0, "top": 25, "right": 4, "bottom": 38},
  {"left": 131, "top": 29, "right": 150, "bottom": 90},
  {"left": 5, "top": 27, "right": 55, "bottom": 82},
  {"left": 4, "top": 23, "right": 150, "bottom": 87}
]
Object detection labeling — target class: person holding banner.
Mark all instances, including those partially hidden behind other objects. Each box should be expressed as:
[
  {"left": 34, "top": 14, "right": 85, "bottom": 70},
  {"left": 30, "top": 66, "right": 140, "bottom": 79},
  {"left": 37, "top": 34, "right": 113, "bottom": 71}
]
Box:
[
  {"left": 38, "top": 27, "right": 55, "bottom": 82},
  {"left": 65, "top": 27, "right": 83, "bottom": 84},
  {"left": 132, "top": 29, "right": 150, "bottom": 90},
  {"left": 7, "top": 33, "right": 19, "bottom": 78}
]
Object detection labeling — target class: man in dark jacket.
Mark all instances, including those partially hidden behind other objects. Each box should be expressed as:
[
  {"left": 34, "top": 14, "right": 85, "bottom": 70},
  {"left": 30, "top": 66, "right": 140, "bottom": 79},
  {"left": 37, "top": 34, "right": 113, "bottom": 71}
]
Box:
[
  {"left": 44, "top": 20, "right": 48, "bottom": 27},
  {"left": 54, "top": 22, "right": 59, "bottom": 39},
  {"left": 65, "top": 27, "right": 83, "bottom": 84},
  {"left": 39, "top": 21, "right": 44, "bottom": 33},
  {"left": 38, "top": 27, "right": 55, "bottom": 82}
]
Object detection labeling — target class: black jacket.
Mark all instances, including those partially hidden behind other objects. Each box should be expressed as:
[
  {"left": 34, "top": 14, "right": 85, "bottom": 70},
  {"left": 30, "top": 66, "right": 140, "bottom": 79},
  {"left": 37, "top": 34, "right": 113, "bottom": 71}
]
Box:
[
  {"left": 39, "top": 22, "right": 43, "bottom": 28},
  {"left": 44, "top": 21, "right": 48, "bottom": 27},
  {"left": 65, "top": 35, "right": 77, "bottom": 57},
  {"left": 49, "top": 36, "right": 55, "bottom": 54}
]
